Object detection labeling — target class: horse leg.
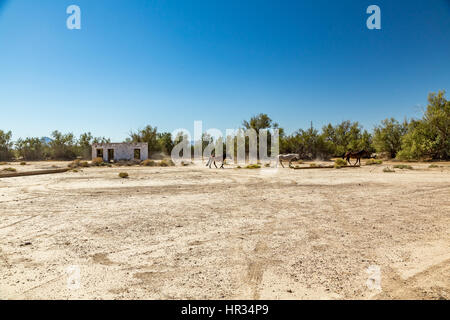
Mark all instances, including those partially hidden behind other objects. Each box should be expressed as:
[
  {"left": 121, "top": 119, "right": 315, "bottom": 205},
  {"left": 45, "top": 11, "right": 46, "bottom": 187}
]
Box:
[
  {"left": 220, "top": 162, "right": 224, "bottom": 169},
  {"left": 280, "top": 160, "right": 285, "bottom": 168},
  {"left": 214, "top": 161, "right": 218, "bottom": 168}
]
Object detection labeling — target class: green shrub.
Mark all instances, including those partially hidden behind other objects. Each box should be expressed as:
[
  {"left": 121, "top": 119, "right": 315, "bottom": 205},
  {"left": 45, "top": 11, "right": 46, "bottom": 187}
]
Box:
[
  {"left": 428, "top": 164, "right": 439, "bottom": 168},
  {"left": 20, "top": 162, "right": 27, "bottom": 165},
  {"left": 246, "top": 164, "right": 261, "bottom": 169},
  {"left": 236, "top": 166, "right": 242, "bottom": 169},
  {"left": 119, "top": 172, "right": 129, "bottom": 178},
  {"left": 393, "top": 164, "right": 413, "bottom": 170},
  {"left": 2, "top": 167, "right": 16, "bottom": 172},
  {"left": 365, "top": 159, "right": 383, "bottom": 165},
  {"left": 264, "top": 163, "right": 270, "bottom": 167},
  {"left": 309, "top": 163, "right": 317, "bottom": 167},
  {"left": 334, "top": 158, "right": 347, "bottom": 167},
  {"left": 383, "top": 167, "right": 395, "bottom": 173}
]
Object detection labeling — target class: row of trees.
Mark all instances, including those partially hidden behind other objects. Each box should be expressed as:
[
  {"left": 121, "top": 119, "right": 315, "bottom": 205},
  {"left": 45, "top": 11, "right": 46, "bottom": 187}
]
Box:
[
  {"left": 0, "top": 131, "right": 110, "bottom": 161},
  {"left": 249, "top": 91, "right": 448, "bottom": 160},
  {"left": 0, "top": 91, "right": 448, "bottom": 161}
]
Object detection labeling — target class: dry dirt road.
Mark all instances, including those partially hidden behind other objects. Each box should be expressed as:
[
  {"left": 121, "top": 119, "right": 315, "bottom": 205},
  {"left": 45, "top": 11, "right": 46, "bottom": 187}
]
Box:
[{"left": 0, "top": 161, "right": 449, "bottom": 299}]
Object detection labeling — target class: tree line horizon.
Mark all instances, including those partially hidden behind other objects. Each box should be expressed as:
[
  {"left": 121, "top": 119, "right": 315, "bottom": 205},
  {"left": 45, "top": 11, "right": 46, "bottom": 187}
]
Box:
[{"left": 1, "top": 90, "right": 449, "bottom": 162}]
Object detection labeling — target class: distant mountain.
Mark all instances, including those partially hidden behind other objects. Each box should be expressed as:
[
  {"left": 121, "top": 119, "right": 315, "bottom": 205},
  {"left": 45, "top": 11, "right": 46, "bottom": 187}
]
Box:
[{"left": 41, "top": 137, "right": 52, "bottom": 144}]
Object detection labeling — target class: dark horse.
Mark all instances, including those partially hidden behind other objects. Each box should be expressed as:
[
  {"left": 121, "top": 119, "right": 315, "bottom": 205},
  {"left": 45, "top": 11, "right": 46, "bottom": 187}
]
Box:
[{"left": 342, "top": 150, "right": 372, "bottom": 166}]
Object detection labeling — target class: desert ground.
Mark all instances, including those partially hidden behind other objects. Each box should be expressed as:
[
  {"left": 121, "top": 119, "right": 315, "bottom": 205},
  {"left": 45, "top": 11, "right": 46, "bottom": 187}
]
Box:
[{"left": 0, "top": 160, "right": 449, "bottom": 300}]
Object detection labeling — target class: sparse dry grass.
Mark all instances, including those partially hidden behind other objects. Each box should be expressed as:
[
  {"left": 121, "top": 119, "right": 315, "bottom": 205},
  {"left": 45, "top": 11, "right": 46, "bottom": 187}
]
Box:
[
  {"left": 366, "top": 159, "right": 383, "bottom": 165},
  {"left": 394, "top": 164, "right": 413, "bottom": 170}
]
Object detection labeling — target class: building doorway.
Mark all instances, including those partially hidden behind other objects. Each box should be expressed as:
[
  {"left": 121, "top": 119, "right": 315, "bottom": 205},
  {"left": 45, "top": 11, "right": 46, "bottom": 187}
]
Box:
[
  {"left": 107, "top": 149, "right": 114, "bottom": 162},
  {"left": 96, "top": 149, "right": 103, "bottom": 159},
  {"left": 134, "top": 149, "right": 141, "bottom": 160}
]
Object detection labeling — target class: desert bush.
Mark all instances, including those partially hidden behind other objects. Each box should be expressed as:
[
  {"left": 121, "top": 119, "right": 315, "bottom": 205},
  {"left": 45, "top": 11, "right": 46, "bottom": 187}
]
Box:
[
  {"left": 393, "top": 164, "right": 413, "bottom": 170},
  {"left": 334, "top": 158, "right": 347, "bottom": 167},
  {"left": 68, "top": 159, "right": 88, "bottom": 168},
  {"left": 91, "top": 157, "right": 104, "bottom": 166},
  {"left": 264, "top": 163, "right": 270, "bottom": 167},
  {"left": 2, "top": 167, "right": 16, "bottom": 172},
  {"left": 20, "top": 162, "right": 26, "bottom": 165},
  {"left": 141, "top": 159, "right": 157, "bottom": 166},
  {"left": 365, "top": 159, "right": 383, "bottom": 165},
  {"left": 115, "top": 160, "right": 140, "bottom": 167},
  {"left": 0, "top": 162, "right": 7, "bottom": 165},
  {"left": 383, "top": 167, "right": 395, "bottom": 173},
  {"left": 236, "top": 166, "right": 242, "bottom": 169},
  {"left": 118, "top": 172, "right": 129, "bottom": 178},
  {"left": 159, "top": 159, "right": 175, "bottom": 167},
  {"left": 80, "top": 161, "right": 89, "bottom": 167},
  {"left": 309, "top": 163, "right": 317, "bottom": 167},
  {"left": 68, "top": 160, "right": 79, "bottom": 168},
  {"left": 428, "top": 164, "right": 439, "bottom": 168},
  {"left": 246, "top": 164, "right": 261, "bottom": 169}
]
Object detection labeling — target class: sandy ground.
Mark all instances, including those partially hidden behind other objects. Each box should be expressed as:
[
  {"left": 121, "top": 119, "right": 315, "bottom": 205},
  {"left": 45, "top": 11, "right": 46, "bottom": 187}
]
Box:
[{"left": 0, "top": 160, "right": 449, "bottom": 300}]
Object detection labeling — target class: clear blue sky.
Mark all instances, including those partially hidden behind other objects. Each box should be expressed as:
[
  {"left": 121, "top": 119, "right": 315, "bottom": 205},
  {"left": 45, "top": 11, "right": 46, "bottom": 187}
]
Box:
[{"left": 1, "top": 0, "right": 449, "bottom": 141}]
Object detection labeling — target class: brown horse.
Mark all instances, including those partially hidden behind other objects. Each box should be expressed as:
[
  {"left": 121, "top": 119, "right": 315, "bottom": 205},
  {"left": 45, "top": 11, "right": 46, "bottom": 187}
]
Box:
[{"left": 342, "top": 150, "right": 372, "bottom": 166}]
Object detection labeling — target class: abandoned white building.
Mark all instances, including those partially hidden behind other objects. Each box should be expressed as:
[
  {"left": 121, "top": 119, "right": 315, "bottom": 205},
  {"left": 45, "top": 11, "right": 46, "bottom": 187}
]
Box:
[{"left": 92, "top": 143, "right": 148, "bottom": 162}]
